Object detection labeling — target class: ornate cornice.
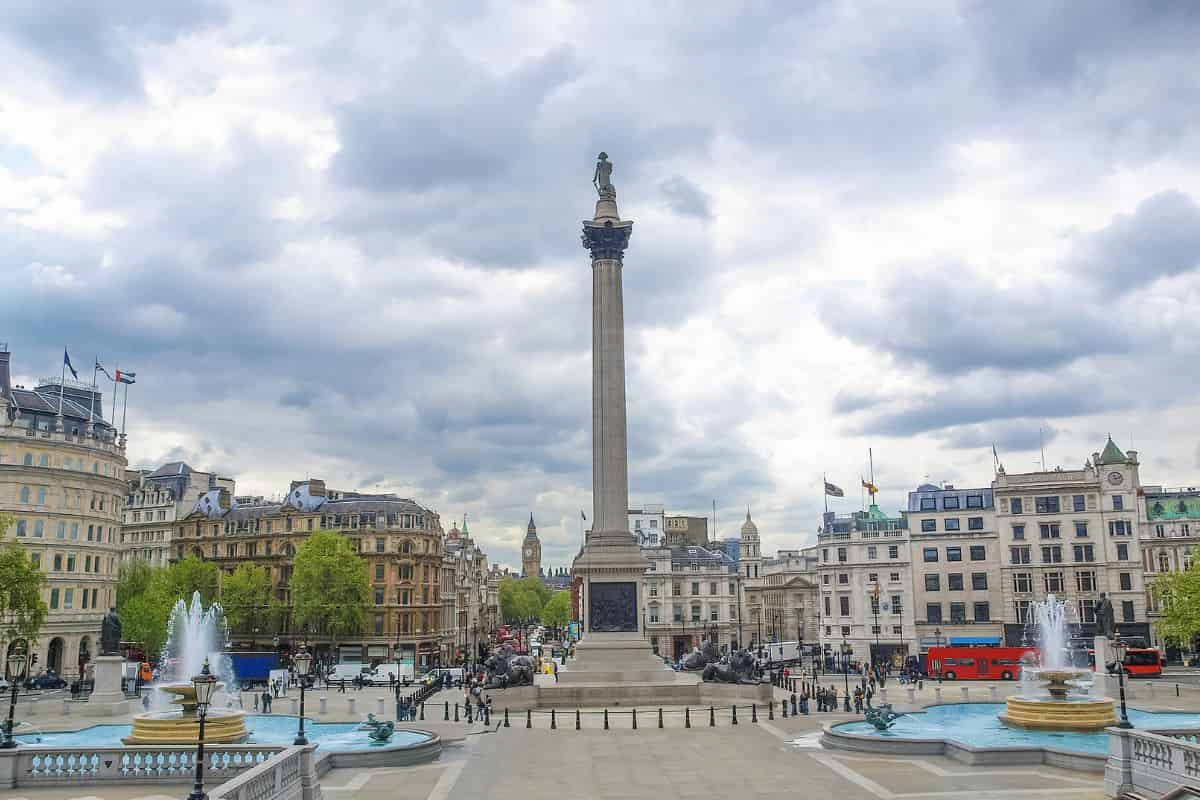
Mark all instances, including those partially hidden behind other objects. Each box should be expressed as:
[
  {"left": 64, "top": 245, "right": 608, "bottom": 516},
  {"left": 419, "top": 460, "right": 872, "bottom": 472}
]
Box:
[{"left": 581, "top": 223, "right": 632, "bottom": 262}]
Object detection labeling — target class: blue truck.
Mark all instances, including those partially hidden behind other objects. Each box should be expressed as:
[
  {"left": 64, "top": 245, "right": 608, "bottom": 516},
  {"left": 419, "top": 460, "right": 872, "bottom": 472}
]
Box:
[{"left": 225, "top": 651, "right": 280, "bottom": 689}]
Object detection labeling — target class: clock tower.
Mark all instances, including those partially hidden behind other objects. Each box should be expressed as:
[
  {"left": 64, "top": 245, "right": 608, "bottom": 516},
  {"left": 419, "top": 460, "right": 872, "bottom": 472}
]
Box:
[{"left": 522, "top": 513, "right": 542, "bottom": 579}]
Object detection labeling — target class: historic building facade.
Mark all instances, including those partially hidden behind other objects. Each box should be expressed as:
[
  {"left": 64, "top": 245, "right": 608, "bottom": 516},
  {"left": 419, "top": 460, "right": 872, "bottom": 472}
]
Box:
[
  {"left": 1140, "top": 485, "right": 1200, "bottom": 657},
  {"left": 521, "top": 514, "right": 541, "bottom": 578},
  {"left": 122, "top": 462, "right": 234, "bottom": 566},
  {"left": 641, "top": 543, "right": 739, "bottom": 661},
  {"left": 743, "top": 547, "right": 819, "bottom": 650},
  {"left": 179, "top": 478, "right": 446, "bottom": 669},
  {"left": 441, "top": 519, "right": 496, "bottom": 664},
  {"left": 907, "top": 484, "right": 1005, "bottom": 656},
  {"left": 0, "top": 347, "right": 127, "bottom": 679},
  {"left": 993, "top": 438, "right": 1148, "bottom": 648}
]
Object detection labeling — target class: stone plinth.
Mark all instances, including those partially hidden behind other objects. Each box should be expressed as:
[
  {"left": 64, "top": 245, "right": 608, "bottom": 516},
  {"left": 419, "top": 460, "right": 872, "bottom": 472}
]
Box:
[{"left": 84, "top": 655, "right": 131, "bottom": 716}]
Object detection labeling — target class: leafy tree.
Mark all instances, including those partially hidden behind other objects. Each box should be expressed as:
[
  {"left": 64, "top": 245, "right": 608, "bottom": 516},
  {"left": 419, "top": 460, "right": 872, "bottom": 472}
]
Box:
[
  {"left": 290, "top": 530, "right": 370, "bottom": 646},
  {"left": 1151, "top": 544, "right": 1200, "bottom": 650},
  {"left": 541, "top": 591, "right": 572, "bottom": 628},
  {"left": 168, "top": 555, "right": 219, "bottom": 604},
  {"left": 499, "top": 576, "right": 553, "bottom": 623},
  {"left": 220, "top": 563, "right": 282, "bottom": 644},
  {"left": 116, "top": 561, "right": 174, "bottom": 657},
  {"left": 0, "top": 513, "right": 48, "bottom": 643}
]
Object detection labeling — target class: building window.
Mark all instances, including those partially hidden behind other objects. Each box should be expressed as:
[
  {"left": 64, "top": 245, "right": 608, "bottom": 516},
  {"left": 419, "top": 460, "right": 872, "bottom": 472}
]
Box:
[
  {"left": 375, "top": 538, "right": 385, "bottom": 553},
  {"left": 1035, "top": 496, "right": 1060, "bottom": 514},
  {"left": 971, "top": 572, "right": 988, "bottom": 590},
  {"left": 949, "top": 602, "right": 966, "bottom": 623},
  {"left": 1112, "top": 495, "right": 1124, "bottom": 511},
  {"left": 64, "top": 588, "right": 74, "bottom": 609},
  {"left": 1116, "top": 543, "right": 1129, "bottom": 560},
  {"left": 890, "top": 594, "right": 902, "bottom": 613},
  {"left": 691, "top": 582, "right": 700, "bottom": 595},
  {"left": 691, "top": 605, "right": 701, "bottom": 622},
  {"left": 1073, "top": 495, "right": 1086, "bottom": 511},
  {"left": 1073, "top": 544, "right": 1095, "bottom": 563},
  {"left": 1076, "top": 570, "right": 1096, "bottom": 592},
  {"left": 948, "top": 573, "right": 964, "bottom": 591},
  {"left": 838, "top": 573, "right": 849, "bottom": 584},
  {"left": 920, "top": 497, "right": 936, "bottom": 511},
  {"left": 923, "top": 547, "right": 938, "bottom": 563},
  {"left": 822, "top": 574, "right": 830, "bottom": 585},
  {"left": 1074, "top": 522, "right": 1088, "bottom": 538},
  {"left": 969, "top": 545, "right": 986, "bottom": 561},
  {"left": 943, "top": 496, "right": 960, "bottom": 510},
  {"left": 920, "top": 519, "right": 936, "bottom": 532},
  {"left": 1011, "top": 498, "right": 1023, "bottom": 514},
  {"left": 973, "top": 602, "right": 990, "bottom": 622},
  {"left": 1109, "top": 520, "right": 1131, "bottom": 536},
  {"left": 374, "top": 587, "right": 384, "bottom": 605},
  {"left": 1119, "top": 572, "right": 1132, "bottom": 591},
  {"left": 1121, "top": 601, "right": 1135, "bottom": 623},
  {"left": 1078, "top": 598, "right": 1096, "bottom": 623},
  {"left": 839, "top": 596, "right": 850, "bottom": 616},
  {"left": 837, "top": 547, "right": 847, "bottom": 563},
  {"left": 944, "top": 518, "right": 961, "bottom": 532},
  {"left": 672, "top": 582, "right": 681, "bottom": 596},
  {"left": 1158, "top": 552, "right": 1171, "bottom": 573},
  {"left": 888, "top": 545, "right": 899, "bottom": 559},
  {"left": 50, "top": 588, "right": 59, "bottom": 609},
  {"left": 966, "top": 494, "right": 984, "bottom": 509},
  {"left": 946, "top": 547, "right": 962, "bottom": 562},
  {"left": 1039, "top": 523, "right": 1061, "bottom": 539},
  {"left": 16, "top": 520, "right": 26, "bottom": 536},
  {"left": 375, "top": 563, "right": 385, "bottom": 581},
  {"left": 374, "top": 614, "right": 384, "bottom": 635},
  {"left": 19, "top": 487, "right": 29, "bottom": 504},
  {"left": 824, "top": 597, "right": 831, "bottom": 616},
  {"left": 925, "top": 574, "right": 940, "bottom": 591},
  {"left": 1044, "top": 571, "right": 1064, "bottom": 593},
  {"left": 1041, "top": 545, "right": 1062, "bottom": 563},
  {"left": 1010, "top": 546, "right": 1031, "bottom": 565},
  {"left": 649, "top": 605, "right": 659, "bottom": 623},
  {"left": 1014, "top": 599, "right": 1031, "bottom": 624},
  {"left": 926, "top": 603, "right": 942, "bottom": 623},
  {"left": 889, "top": 572, "right": 900, "bottom": 583},
  {"left": 867, "top": 545, "right": 878, "bottom": 560},
  {"left": 1012, "top": 524, "right": 1025, "bottom": 540},
  {"left": 968, "top": 517, "right": 983, "bottom": 531},
  {"left": 710, "top": 606, "right": 719, "bottom": 622}
]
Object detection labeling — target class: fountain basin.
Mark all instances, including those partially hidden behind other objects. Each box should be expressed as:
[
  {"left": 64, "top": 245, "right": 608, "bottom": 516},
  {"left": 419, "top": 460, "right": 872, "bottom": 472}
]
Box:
[
  {"left": 999, "top": 696, "right": 1116, "bottom": 731},
  {"left": 122, "top": 708, "right": 249, "bottom": 744}
]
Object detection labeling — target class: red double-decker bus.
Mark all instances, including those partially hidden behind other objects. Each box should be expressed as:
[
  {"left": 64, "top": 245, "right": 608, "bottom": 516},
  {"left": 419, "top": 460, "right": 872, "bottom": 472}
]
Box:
[
  {"left": 927, "top": 646, "right": 1036, "bottom": 681},
  {"left": 1087, "top": 648, "right": 1164, "bottom": 678}
]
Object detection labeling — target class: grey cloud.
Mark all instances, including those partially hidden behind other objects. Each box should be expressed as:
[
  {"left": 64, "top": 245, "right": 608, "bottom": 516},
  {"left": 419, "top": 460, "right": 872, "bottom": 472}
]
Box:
[
  {"left": 1070, "top": 191, "right": 1200, "bottom": 292},
  {"left": 279, "top": 390, "right": 316, "bottom": 409},
  {"left": 933, "top": 420, "right": 1059, "bottom": 452},
  {"left": 0, "top": 0, "right": 227, "bottom": 98},
  {"left": 659, "top": 175, "right": 713, "bottom": 220}
]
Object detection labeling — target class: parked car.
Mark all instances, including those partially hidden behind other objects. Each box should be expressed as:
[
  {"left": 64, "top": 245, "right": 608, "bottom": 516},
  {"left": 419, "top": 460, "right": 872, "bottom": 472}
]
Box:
[
  {"left": 0, "top": 678, "right": 10, "bottom": 693},
  {"left": 26, "top": 670, "right": 66, "bottom": 690}
]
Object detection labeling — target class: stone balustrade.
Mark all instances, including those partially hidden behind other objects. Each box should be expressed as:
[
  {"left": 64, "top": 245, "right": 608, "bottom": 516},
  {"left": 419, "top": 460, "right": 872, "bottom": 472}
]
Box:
[
  {"left": 1105, "top": 726, "right": 1200, "bottom": 798},
  {"left": 0, "top": 743, "right": 286, "bottom": 789},
  {"left": 210, "top": 746, "right": 322, "bottom": 800}
]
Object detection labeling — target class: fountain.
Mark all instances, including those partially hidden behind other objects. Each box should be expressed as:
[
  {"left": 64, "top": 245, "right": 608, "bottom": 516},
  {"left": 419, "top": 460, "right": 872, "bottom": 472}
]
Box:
[
  {"left": 122, "top": 592, "right": 249, "bottom": 744},
  {"left": 998, "top": 595, "right": 1116, "bottom": 731}
]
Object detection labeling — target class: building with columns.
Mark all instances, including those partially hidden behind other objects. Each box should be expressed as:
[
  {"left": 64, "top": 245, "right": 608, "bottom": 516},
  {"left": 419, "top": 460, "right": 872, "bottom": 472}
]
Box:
[
  {"left": 0, "top": 346, "right": 127, "bottom": 679},
  {"left": 743, "top": 547, "right": 819, "bottom": 651}
]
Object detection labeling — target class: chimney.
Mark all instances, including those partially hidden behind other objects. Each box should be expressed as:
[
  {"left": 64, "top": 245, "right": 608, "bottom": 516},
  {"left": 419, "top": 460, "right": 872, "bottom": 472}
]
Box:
[
  {"left": 208, "top": 473, "right": 217, "bottom": 490},
  {"left": 0, "top": 347, "right": 11, "bottom": 401}
]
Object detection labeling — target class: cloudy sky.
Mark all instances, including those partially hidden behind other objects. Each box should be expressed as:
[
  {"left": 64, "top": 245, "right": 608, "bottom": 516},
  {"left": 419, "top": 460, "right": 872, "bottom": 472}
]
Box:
[{"left": 3, "top": 1, "right": 1199, "bottom": 571}]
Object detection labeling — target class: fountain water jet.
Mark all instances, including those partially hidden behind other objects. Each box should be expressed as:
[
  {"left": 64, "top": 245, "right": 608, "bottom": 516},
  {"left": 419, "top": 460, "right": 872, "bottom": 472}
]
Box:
[
  {"left": 123, "top": 592, "right": 249, "bottom": 744},
  {"left": 999, "top": 594, "right": 1116, "bottom": 731}
]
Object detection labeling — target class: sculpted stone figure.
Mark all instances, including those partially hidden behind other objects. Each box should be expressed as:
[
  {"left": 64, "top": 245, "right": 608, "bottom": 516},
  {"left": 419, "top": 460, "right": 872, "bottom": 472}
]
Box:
[
  {"left": 1095, "top": 592, "right": 1116, "bottom": 639},
  {"left": 484, "top": 644, "right": 535, "bottom": 688},
  {"left": 681, "top": 638, "right": 720, "bottom": 671},
  {"left": 593, "top": 152, "right": 615, "bottom": 197},
  {"left": 367, "top": 720, "right": 395, "bottom": 742},
  {"left": 702, "top": 649, "right": 760, "bottom": 684},
  {"left": 100, "top": 607, "right": 122, "bottom": 656}
]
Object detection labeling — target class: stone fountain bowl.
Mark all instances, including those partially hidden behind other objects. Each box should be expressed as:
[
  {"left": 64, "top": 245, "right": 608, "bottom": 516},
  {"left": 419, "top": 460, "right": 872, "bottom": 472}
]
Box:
[
  {"left": 999, "top": 667, "right": 1115, "bottom": 731},
  {"left": 121, "top": 681, "right": 249, "bottom": 744}
]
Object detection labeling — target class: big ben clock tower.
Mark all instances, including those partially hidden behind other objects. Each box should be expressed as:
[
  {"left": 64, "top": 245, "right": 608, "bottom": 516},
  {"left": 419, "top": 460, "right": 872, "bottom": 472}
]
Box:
[{"left": 522, "top": 514, "right": 542, "bottom": 578}]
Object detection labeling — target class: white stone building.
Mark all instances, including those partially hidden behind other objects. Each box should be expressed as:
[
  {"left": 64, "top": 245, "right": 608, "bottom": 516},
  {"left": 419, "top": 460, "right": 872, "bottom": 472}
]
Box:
[
  {"left": 628, "top": 503, "right": 665, "bottom": 547},
  {"left": 642, "top": 544, "right": 739, "bottom": 661}
]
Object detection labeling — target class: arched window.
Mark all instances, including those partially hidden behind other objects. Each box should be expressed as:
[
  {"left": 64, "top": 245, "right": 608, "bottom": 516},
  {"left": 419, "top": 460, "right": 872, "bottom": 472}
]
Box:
[
  {"left": 23, "top": 453, "right": 32, "bottom": 466},
  {"left": 16, "top": 520, "right": 26, "bottom": 536},
  {"left": 38, "top": 454, "right": 49, "bottom": 467},
  {"left": 36, "top": 488, "right": 45, "bottom": 505},
  {"left": 19, "top": 487, "right": 29, "bottom": 504}
]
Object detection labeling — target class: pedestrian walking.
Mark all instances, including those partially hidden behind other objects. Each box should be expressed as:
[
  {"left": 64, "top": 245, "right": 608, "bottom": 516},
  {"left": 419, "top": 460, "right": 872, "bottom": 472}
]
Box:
[
  {"left": 262, "top": 689, "right": 272, "bottom": 713},
  {"left": 553, "top": 661, "right": 559, "bottom": 682}
]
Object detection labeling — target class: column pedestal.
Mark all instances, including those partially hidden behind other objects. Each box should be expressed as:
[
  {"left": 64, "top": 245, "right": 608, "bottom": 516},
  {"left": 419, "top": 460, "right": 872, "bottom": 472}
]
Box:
[{"left": 84, "top": 655, "right": 131, "bottom": 716}]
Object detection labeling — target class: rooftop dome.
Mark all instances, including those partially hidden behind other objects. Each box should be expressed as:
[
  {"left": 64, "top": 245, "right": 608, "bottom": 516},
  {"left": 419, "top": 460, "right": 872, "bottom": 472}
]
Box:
[{"left": 740, "top": 508, "right": 759, "bottom": 539}]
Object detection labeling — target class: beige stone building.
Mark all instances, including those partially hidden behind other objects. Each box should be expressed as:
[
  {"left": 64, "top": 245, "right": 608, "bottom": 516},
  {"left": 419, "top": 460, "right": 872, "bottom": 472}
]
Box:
[
  {"left": 743, "top": 547, "right": 819, "bottom": 650},
  {"left": 122, "top": 462, "right": 234, "bottom": 566},
  {"left": 441, "top": 519, "right": 496, "bottom": 664},
  {"left": 0, "top": 347, "right": 127, "bottom": 679},
  {"left": 642, "top": 543, "right": 739, "bottom": 661}
]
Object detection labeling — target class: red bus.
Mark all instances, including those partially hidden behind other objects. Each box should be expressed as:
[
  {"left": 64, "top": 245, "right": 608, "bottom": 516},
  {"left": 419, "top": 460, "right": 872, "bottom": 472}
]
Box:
[
  {"left": 1087, "top": 648, "right": 1164, "bottom": 678},
  {"left": 928, "top": 646, "right": 1036, "bottom": 681}
]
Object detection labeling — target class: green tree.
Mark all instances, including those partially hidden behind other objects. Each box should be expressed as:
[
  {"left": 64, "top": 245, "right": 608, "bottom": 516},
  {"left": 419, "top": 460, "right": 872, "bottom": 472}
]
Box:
[
  {"left": 220, "top": 563, "right": 282, "bottom": 646},
  {"left": 290, "top": 530, "right": 370, "bottom": 646},
  {"left": 541, "top": 591, "right": 572, "bottom": 628},
  {"left": 499, "top": 576, "right": 553, "bottom": 623},
  {"left": 1151, "top": 544, "right": 1200, "bottom": 650},
  {"left": 167, "top": 555, "right": 219, "bottom": 604},
  {"left": 116, "top": 561, "right": 174, "bottom": 657},
  {"left": 0, "top": 513, "right": 48, "bottom": 643}
]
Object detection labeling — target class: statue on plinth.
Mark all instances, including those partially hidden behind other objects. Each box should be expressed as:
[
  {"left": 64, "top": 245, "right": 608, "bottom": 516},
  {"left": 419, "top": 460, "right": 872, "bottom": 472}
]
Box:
[
  {"left": 100, "top": 607, "right": 122, "bottom": 656},
  {"left": 483, "top": 644, "right": 535, "bottom": 688},
  {"left": 593, "top": 152, "right": 615, "bottom": 198},
  {"left": 1095, "top": 592, "right": 1116, "bottom": 639},
  {"left": 702, "top": 649, "right": 760, "bottom": 684},
  {"left": 681, "top": 638, "right": 720, "bottom": 671}
]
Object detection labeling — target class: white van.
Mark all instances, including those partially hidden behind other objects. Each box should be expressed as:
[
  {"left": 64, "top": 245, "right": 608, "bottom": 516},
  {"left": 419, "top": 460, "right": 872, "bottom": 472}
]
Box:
[
  {"left": 329, "top": 663, "right": 370, "bottom": 682},
  {"left": 368, "top": 663, "right": 414, "bottom": 686}
]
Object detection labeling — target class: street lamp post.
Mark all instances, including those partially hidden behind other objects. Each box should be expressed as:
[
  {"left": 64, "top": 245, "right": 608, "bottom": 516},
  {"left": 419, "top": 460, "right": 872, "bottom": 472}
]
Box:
[
  {"left": 934, "top": 626, "right": 943, "bottom": 684},
  {"left": 841, "top": 638, "right": 853, "bottom": 712},
  {"left": 1111, "top": 635, "right": 1133, "bottom": 729},
  {"left": 2, "top": 641, "right": 29, "bottom": 749},
  {"left": 293, "top": 643, "right": 312, "bottom": 745},
  {"left": 188, "top": 659, "right": 218, "bottom": 800}
]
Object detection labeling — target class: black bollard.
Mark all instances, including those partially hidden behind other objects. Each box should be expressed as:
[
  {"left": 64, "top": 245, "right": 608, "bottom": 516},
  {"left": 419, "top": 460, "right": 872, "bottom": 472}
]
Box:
[
  {"left": 781, "top": 698, "right": 787, "bottom": 718},
  {"left": 551, "top": 708, "right": 557, "bottom": 729},
  {"left": 685, "top": 707, "right": 691, "bottom": 728},
  {"left": 768, "top": 701, "right": 774, "bottom": 720},
  {"left": 658, "top": 708, "right": 664, "bottom": 728},
  {"left": 632, "top": 708, "right": 637, "bottom": 730},
  {"left": 1178, "top": 684, "right": 1181, "bottom": 698},
  {"left": 444, "top": 701, "right": 450, "bottom": 721},
  {"left": 732, "top": 705, "right": 738, "bottom": 725},
  {"left": 420, "top": 703, "right": 425, "bottom": 721},
  {"left": 576, "top": 709, "right": 581, "bottom": 730},
  {"left": 604, "top": 709, "right": 610, "bottom": 730},
  {"left": 454, "top": 703, "right": 460, "bottom": 722},
  {"left": 709, "top": 706, "right": 715, "bottom": 727},
  {"left": 526, "top": 709, "right": 532, "bottom": 729},
  {"left": 504, "top": 708, "right": 511, "bottom": 728},
  {"left": 751, "top": 704, "right": 758, "bottom": 723}
]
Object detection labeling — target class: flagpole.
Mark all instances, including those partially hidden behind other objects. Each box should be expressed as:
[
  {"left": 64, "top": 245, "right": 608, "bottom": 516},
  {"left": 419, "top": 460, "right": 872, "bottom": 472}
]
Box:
[
  {"left": 111, "top": 363, "right": 119, "bottom": 423},
  {"left": 87, "top": 358, "right": 98, "bottom": 426},
  {"left": 58, "top": 349, "right": 66, "bottom": 416},
  {"left": 121, "top": 379, "right": 129, "bottom": 436},
  {"left": 823, "top": 473, "right": 828, "bottom": 514}
]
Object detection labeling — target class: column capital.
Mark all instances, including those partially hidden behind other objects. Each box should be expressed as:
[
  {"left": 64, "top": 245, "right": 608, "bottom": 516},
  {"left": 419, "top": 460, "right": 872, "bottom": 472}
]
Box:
[{"left": 581, "top": 221, "right": 633, "bottom": 262}]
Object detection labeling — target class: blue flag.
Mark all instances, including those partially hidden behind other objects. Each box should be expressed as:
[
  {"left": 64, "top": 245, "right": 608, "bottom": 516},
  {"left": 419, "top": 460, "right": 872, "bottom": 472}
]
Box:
[{"left": 63, "top": 349, "right": 78, "bottom": 380}]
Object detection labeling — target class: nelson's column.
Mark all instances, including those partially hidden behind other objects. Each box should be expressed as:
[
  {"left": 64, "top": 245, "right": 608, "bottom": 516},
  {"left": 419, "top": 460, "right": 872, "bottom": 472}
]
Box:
[{"left": 567, "top": 154, "right": 670, "bottom": 682}]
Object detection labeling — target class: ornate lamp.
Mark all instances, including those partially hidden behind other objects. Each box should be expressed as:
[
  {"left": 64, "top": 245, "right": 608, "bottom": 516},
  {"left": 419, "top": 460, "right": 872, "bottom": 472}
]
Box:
[
  {"left": 188, "top": 659, "right": 217, "bottom": 800},
  {"left": 293, "top": 643, "right": 312, "bottom": 745},
  {"left": 840, "top": 637, "right": 853, "bottom": 712},
  {"left": 2, "top": 641, "right": 29, "bottom": 749},
  {"left": 1110, "top": 635, "right": 1133, "bottom": 729}
]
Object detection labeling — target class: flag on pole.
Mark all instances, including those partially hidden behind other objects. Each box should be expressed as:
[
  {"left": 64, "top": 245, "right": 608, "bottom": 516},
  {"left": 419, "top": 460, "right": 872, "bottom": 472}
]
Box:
[
  {"left": 861, "top": 478, "right": 878, "bottom": 494},
  {"left": 824, "top": 481, "right": 845, "bottom": 497},
  {"left": 63, "top": 349, "right": 78, "bottom": 380},
  {"left": 115, "top": 369, "right": 136, "bottom": 385},
  {"left": 96, "top": 360, "right": 113, "bottom": 381}
]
